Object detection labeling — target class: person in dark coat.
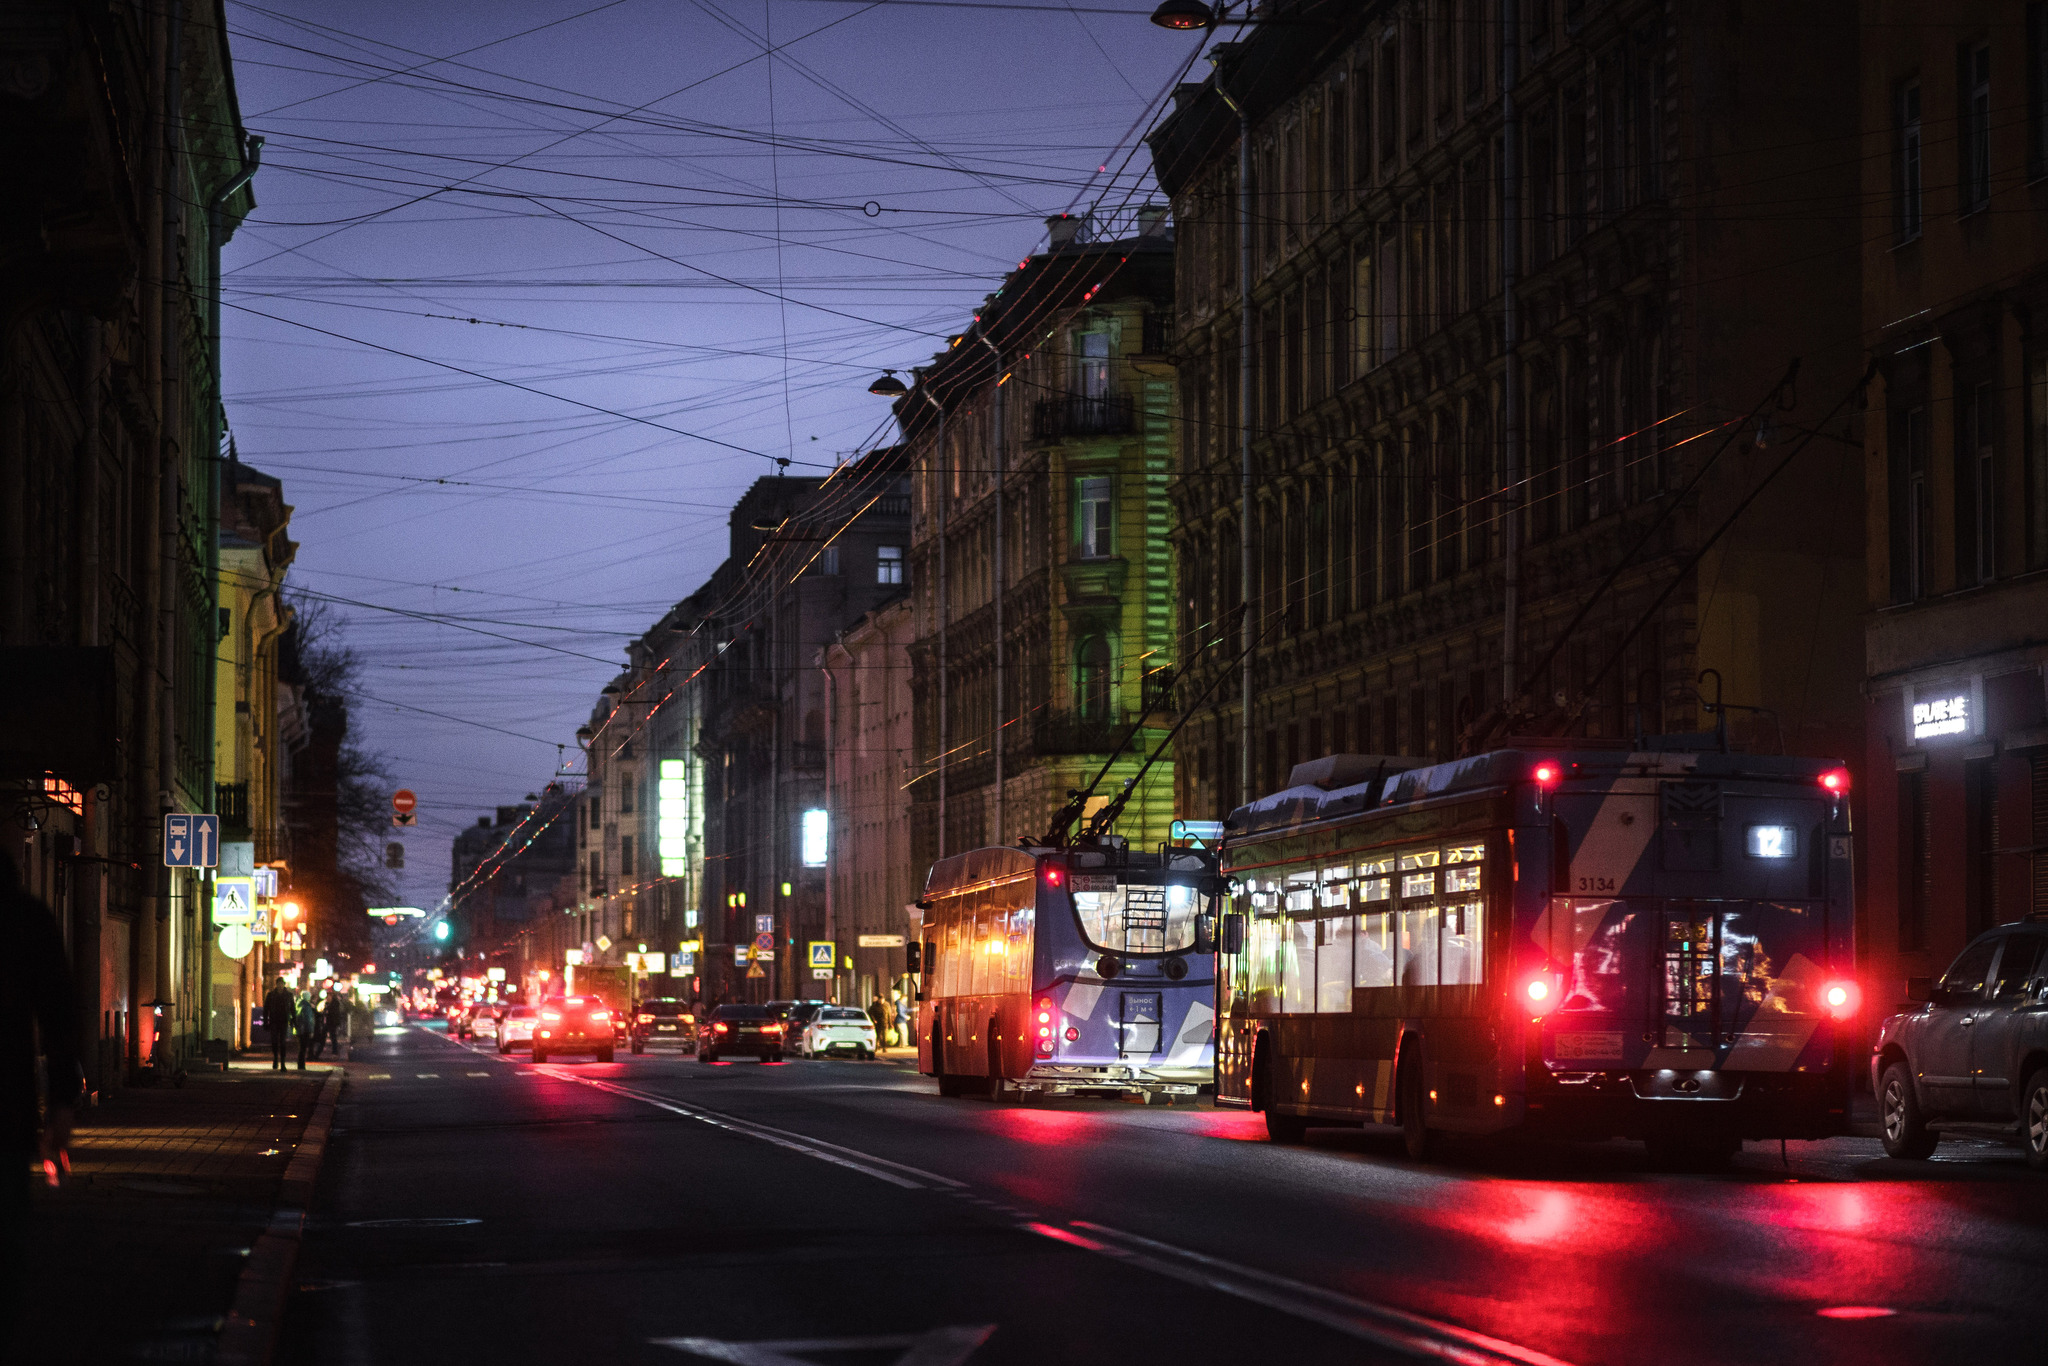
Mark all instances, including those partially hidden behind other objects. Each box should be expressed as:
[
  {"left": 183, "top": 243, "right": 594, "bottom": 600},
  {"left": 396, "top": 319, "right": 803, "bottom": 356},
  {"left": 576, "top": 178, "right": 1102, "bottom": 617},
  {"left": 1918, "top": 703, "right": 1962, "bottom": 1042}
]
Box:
[
  {"left": 295, "top": 991, "right": 319, "bottom": 1070},
  {"left": 1, "top": 849, "right": 84, "bottom": 1338},
  {"left": 262, "top": 977, "right": 296, "bottom": 1072},
  {"left": 321, "top": 990, "right": 346, "bottom": 1060}
]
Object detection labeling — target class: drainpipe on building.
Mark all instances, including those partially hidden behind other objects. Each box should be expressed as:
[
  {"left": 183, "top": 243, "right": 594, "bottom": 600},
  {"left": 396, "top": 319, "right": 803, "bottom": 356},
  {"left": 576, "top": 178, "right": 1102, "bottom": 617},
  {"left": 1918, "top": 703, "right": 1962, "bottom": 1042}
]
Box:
[
  {"left": 911, "top": 377, "right": 948, "bottom": 858},
  {"left": 980, "top": 333, "right": 1005, "bottom": 843},
  {"left": 1499, "top": 0, "right": 1523, "bottom": 713},
  {"left": 1208, "top": 50, "right": 1255, "bottom": 804}
]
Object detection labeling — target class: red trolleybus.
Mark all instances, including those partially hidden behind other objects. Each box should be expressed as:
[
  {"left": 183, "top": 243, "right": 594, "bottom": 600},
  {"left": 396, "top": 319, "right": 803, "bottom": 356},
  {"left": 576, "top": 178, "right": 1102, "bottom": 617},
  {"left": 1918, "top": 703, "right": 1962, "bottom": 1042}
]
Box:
[
  {"left": 918, "top": 841, "right": 1221, "bottom": 1101},
  {"left": 1215, "top": 747, "right": 1860, "bottom": 1163}
]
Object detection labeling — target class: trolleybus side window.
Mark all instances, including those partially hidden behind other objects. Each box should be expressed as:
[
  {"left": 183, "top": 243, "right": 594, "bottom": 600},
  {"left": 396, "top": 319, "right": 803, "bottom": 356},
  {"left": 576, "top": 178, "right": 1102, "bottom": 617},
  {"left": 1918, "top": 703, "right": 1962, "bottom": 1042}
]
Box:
[
  {"left": 1355, "top": 858, "right": 1396, "bottom": 989},
  {"left": 1245, "top": 877, "right": 1284, "bottom": 1013},
  {"left": 1315, "top": 870, "right": 1354, "bottom": 1012}
]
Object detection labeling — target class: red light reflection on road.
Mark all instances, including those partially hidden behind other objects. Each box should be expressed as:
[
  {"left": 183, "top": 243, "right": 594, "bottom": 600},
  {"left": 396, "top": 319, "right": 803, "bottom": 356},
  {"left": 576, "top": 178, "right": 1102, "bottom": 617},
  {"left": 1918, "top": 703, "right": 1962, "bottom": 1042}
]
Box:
[
  {"left": 1500, "top": 1190, "right": 1577, "bottom": 1245},
  {"left": 982, "top": 1108, "right": 1101, "bottom": 1145}
]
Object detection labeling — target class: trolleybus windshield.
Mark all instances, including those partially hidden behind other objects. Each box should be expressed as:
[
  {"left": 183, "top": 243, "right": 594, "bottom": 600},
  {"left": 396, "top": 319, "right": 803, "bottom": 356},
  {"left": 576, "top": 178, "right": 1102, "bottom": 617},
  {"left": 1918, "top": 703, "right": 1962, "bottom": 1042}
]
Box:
[{"left": 1069, "top": 875, "right": 1204, "bottom": 956}]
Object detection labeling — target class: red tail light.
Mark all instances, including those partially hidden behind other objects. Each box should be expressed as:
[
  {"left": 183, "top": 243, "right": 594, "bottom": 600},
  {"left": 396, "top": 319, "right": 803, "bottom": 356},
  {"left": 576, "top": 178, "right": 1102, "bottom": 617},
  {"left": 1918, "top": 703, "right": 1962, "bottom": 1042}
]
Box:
[
  {"left": 763, "top": 1024, "right": 783, "bottom": 1034},
  {"left": 637, "top": 1014, "right": 655, "bottom": 1024},
  {"left": 1532, "top": 761, "right": 1561, "bottom": 787},
  {"left": 1522, "top": 973, "right": 1562, "bottom": 1016},
  {"left": 1821, "top": 979, "right": 1861, "bottom": 1020},
  {"left": 1043, "top": 867, "right": 1063, "bottom": 887},
  {"left": 1819, "top": 767, "right": 1851, "bottom": 795},
  {"left": 712, "top": 1022, "right": 729, "bottom": 1034},
  {"left": 589, "top": 1010, "right": 610, "bottom": 1022},
  {"left": 541, "top": 1011, "right": 562, "bottom": 1023}
]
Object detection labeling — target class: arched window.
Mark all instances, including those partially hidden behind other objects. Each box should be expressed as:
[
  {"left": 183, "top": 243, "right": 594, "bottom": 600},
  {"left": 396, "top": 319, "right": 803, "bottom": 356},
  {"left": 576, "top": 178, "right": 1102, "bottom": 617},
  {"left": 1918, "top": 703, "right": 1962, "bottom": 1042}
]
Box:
[{"left": 1076, "top": 636, "right": 1113, "bottom": 722}]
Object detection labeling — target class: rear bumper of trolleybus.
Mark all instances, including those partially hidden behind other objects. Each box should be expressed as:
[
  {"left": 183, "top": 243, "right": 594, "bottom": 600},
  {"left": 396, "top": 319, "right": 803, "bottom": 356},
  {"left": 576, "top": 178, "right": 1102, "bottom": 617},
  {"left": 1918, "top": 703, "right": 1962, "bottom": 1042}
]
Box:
[
  {"left": 1521, "top": 1062, "right": 1855, "bottom": 1142},
  {"left": 1021, "top": 1059, "right": 1216, "bottom": 1099}
]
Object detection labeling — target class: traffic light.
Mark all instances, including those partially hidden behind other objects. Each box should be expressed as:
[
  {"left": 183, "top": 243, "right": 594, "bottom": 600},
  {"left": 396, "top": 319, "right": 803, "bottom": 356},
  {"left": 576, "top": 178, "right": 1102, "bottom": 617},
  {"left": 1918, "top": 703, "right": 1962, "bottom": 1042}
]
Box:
[
  {"left": 433, "top": 922, "right": 450, "bottom": 942},
  {"left": 904, "top": 940, "right": 922, "bottom": 974}
]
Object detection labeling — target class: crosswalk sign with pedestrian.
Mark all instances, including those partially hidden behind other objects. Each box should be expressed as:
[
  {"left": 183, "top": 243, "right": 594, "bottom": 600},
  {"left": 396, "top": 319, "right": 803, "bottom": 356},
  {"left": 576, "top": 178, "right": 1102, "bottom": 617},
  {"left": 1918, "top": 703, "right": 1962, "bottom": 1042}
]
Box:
[
  {"left": 213, "top": 876, "right": 256, "bottom": 925},
  {"left": 808, "top": 941, "right": 835, "bottom": 969}
]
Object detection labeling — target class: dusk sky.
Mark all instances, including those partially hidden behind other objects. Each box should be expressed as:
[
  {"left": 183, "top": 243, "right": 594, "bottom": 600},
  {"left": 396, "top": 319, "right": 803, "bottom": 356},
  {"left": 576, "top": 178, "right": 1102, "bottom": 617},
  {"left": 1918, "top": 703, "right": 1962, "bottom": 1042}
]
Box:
[{"left": 221, "top": 0, "right": 1218, "bottom": 909}]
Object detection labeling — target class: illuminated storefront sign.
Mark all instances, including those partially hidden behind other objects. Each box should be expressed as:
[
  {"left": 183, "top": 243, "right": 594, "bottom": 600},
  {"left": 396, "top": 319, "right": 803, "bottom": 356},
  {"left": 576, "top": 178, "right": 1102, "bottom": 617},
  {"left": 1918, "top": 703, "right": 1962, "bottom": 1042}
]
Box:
[
  {"left": 1907, "top": 678, "right": 1984, "bottom": 745},
  {"left": 658, "top": 758, "right": 689, "bottom": 876},
  {"left": 800, "top": 808, "right": 828, "bottom": 867}
]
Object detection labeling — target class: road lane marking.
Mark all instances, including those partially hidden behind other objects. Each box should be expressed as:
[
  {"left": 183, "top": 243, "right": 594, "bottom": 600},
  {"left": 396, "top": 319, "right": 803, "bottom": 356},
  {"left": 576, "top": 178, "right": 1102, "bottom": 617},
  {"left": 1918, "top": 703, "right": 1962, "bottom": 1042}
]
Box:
[
  {"left": 1055, "top": 1220, "right": 1581, "bottom": 1366},
  {"left": 531, "top": 1071, "right": 960, "bottom": 1191},
  {"left": 652, "top": 1325, "right": 995, "bottom": 1366},
  {"left": 465, "top": 1072, "right": 491, "bottom": 1077},
  {"left": 364, "top": 1074, "right": 390, "bottom": 1081},
  {"left": 416, "top": 1073, "right": 439, "bottom": 1079}
]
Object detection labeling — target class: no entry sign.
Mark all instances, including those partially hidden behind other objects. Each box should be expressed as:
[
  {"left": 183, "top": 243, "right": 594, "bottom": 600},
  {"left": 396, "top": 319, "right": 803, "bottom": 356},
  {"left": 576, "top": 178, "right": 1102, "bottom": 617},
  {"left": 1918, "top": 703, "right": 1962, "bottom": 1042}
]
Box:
[{"left": 391, "top": 788, "right": 417, "bottom": 815}]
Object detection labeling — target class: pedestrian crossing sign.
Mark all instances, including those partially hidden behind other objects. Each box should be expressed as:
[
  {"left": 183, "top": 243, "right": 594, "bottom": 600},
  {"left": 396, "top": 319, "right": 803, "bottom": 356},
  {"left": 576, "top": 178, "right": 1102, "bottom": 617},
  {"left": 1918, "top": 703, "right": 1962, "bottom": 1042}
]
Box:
[
  {"left": 808, "top": 941, "right": 834, "bottom": 969},
  {"left": 745, "top": 962, "right": 766, "bottom": 979},
  {"left": 213, "top": 876, "right": 256, "bottom": 925}
]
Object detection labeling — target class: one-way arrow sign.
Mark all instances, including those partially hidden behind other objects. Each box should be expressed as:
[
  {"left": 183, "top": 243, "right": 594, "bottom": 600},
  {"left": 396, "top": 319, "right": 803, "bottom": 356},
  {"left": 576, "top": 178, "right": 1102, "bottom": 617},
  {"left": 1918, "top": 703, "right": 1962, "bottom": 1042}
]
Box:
[{"left": 163, "top": 814, "right": 220, "bottom": 868}]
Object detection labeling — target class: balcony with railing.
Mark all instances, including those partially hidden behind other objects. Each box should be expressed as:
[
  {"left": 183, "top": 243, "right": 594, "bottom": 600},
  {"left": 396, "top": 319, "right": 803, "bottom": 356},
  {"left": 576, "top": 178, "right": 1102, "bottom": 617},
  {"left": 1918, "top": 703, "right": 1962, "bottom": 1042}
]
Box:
[{"left": 1030, "top": 393, "right": 1134, "bottom": 442}]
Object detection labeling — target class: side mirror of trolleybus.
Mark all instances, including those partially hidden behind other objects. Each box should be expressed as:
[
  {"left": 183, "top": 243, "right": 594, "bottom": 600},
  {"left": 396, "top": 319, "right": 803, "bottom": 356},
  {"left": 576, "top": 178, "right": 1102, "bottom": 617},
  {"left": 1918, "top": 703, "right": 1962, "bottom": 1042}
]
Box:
[{"left": 1219, "top": 912, "right": 1246, "bottom": 956}]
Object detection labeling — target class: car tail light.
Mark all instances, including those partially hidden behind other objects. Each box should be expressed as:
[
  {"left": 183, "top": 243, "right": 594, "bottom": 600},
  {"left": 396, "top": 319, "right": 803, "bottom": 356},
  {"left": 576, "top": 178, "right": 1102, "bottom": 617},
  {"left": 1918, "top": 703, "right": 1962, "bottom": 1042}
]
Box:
[
  {"left": 541, "top": 1011, "right": 561, "bottom": 1022},
  {"left": 1821, "top": 979, "right": 1861, "bottom": 1020},
  {"left": 763, "top": 1024, "right": 783, "bottom": 1035},
  {"left": 589, "top": 1010, "right": 609, "bottom": 1022},
  {"left": 539, "top": 1030, "right": 552, "bottom": 1038},
  {"left": 713, "top": 1022, "right": 729, "bottom": 1034},
  {"left": 637, "top": 1014, "right": 655, "bottom": 1024}
]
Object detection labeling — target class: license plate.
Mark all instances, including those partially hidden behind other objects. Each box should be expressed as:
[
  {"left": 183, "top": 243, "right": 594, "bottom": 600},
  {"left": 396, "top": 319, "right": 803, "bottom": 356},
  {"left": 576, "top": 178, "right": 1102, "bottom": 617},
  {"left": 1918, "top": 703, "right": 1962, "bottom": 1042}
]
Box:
[
  {"left": 1555, "top": 1032, "right": 1625, "bottom": 1060},
  {"left": 657, "top": 1024, "right": 676, "bottom": 1031}
]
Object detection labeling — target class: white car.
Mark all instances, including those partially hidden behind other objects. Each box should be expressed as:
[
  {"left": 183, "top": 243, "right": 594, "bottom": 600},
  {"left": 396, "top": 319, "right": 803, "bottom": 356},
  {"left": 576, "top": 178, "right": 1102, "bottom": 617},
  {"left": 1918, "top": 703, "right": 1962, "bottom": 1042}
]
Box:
[
  {"left": 470, "top": 1007, "right": 501, "bottom": 1044},
  {"left": 496, "top": 1005, "right": 537, "bottom": 1053},
  {"left": 798, "top": 1006, "right": 878, "bottom": 1059}
]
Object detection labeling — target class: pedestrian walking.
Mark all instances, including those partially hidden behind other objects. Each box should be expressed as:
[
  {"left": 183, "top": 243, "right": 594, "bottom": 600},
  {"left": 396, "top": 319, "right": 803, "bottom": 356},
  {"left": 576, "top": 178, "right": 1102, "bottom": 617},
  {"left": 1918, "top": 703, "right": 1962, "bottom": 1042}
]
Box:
[
  {"left": 323, "top": 990, "right": 347, "bottom": 1060},
  {"left": 295, "top": 990, "right": 319, "bottom": 1070},
  {"left": 1, "top": 850, "right": 83, "bottom": 1340},
  {"left": 262, "top": 977, "right": 296, "bottom": 1071},
  {"left": 866, "top": 995, "right": 885, "bottom": 1047}
]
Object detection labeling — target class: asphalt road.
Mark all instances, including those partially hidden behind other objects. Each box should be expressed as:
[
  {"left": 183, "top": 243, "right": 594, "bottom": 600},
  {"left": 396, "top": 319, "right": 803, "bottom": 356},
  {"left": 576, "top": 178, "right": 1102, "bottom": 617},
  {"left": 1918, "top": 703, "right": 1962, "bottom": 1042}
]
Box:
[{"left": 281, "top": 1023, "right": 2048, "bottom": 1366}]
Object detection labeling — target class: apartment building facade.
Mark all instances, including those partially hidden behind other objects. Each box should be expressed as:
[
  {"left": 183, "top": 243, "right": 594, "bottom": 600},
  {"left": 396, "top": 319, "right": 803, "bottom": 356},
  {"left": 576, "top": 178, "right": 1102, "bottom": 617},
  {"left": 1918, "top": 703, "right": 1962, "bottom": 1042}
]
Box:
[
  {"left": 1149, "top": 0, "right": 1869, "bottom": 822},
  {"left": 1858, "top": 1, "right": 2048, "bottom": 1000}
]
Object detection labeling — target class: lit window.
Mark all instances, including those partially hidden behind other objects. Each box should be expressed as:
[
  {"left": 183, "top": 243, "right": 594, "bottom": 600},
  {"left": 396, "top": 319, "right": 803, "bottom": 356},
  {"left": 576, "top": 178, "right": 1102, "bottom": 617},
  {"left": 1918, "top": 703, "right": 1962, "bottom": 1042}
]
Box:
[
  {"left": 1077, "top": 477, "right": 1113, "bottom": 558},
  {"left": 876, "top": 545, "right": 904, "bottom": 584},
  {"left": 800, "top": 808, "right": 828, "bottom": 867}
]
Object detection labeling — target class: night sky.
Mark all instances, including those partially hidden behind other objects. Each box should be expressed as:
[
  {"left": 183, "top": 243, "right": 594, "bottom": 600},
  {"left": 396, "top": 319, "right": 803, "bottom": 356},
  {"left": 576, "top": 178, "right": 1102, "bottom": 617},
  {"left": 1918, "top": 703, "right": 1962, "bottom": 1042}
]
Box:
[{"left": 220, "top": 0, "right": 1217, "bottom": 910}]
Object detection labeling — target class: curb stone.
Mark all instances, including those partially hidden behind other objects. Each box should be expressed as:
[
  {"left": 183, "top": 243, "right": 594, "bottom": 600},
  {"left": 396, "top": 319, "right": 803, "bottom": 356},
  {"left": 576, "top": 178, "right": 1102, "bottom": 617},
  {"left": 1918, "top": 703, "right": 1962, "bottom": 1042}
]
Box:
[{"left": 215, "top": 1067, "right": 343, "bottom": 1366}]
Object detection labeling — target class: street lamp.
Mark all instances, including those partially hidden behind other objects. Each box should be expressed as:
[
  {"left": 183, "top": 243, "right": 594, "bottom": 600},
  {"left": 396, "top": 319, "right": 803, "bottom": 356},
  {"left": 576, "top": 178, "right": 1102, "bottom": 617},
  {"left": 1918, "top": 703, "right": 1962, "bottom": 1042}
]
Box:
[
  {"left": 1149, "top": 0, "right": 1215, "bottom": 29},
  {"left": 867, "top": 370, "right": 908, "bottom": 397}
]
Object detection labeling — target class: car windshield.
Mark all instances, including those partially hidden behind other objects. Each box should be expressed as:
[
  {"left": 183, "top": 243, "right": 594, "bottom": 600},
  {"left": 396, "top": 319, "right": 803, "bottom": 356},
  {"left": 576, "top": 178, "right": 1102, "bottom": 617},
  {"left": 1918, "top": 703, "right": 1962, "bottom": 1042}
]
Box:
[
  {"left": 641, "top": 1001, "right": 688, "bottom": 1015},
  {"left": 789, "top": 1003, "right": 823, "bottom": 1022},
  {"left": 712, "top": 1005, "right": 773, "bottom": 1021},
  {"left": 823, "top": 1008, "right": 866, "bottom": 1021}
]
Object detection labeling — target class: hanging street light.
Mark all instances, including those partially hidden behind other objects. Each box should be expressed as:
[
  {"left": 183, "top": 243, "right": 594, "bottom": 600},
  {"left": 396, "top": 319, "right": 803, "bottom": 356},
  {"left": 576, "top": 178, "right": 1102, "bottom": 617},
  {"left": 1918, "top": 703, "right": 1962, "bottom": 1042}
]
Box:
[
  {"left": 1149, "top": 0, "right": 1215, "bottom": 29},
  {"left": 867, "top": 370, "right": 908, "bottom": 397}
]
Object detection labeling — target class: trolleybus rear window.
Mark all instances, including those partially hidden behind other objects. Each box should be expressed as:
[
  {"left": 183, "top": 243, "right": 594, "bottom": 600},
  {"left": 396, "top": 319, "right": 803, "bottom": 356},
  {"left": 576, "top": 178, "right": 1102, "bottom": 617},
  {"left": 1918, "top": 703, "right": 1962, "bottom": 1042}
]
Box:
[{"left": 1071, "top": 876, "right": 1202, "bottom": 955}]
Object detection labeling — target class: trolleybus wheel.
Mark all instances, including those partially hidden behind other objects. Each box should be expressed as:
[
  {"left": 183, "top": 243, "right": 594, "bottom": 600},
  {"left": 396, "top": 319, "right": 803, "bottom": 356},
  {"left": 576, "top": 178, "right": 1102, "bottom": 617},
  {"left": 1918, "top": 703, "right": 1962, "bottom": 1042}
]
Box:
[
  {"left": 1398, "top": 1052, "right": 1434, "bottom": 1161},
  {"left": 1264, "top": 1107, "right": 1309, "bottom": 1144},
  {"left": 2023, "top": 1067, "right": 2048, "bottom": 1173},
  {"left": 1880, "top": 1060, "right": 1939, "bottom": 1160}
]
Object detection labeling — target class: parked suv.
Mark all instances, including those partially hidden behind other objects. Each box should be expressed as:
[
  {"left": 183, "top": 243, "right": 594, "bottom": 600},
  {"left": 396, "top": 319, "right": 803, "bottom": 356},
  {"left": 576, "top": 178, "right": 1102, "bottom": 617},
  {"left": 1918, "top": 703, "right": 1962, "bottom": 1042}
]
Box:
[{"left": 1872, "top": 919, "right": 2048, "bottom": 1170}]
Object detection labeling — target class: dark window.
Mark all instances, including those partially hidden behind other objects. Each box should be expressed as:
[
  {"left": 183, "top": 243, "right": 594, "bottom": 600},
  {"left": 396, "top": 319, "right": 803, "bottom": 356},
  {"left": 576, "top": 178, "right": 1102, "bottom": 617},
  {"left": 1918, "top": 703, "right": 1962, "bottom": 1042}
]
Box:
[
  {"left": 1965, "top": 757, "right": 1998, "bottom": 937},
  {"left": 619, "top": 771, "right": 634, "bottom": 814},
  {"left": 1900, "top": 769, "right": 1931, "bottom": 952},
  {"left": 1463, "top": 0, "right": 1486, "bottom": 103},
  {"left": 1957, "top": 381, "right": 1997, "bottom": 586},
  {"left": 1378, "top": 36, "right": 1400, "bottom": 171},
  {"left": 620, "top": 835, "right": 634, "bottom": 879},
  {"left": 2031, "top": 4, "right": 2048, "bottom": 179},
  {"left": 1352, "top": 60, "right": 1373, "bottom": 186},
  {"left": 2031, "top": 351, "right": 2048, "bottom": 569},
  {"left": 1077, "top": 477, "right": 1113, "bottom": 558},
  {"left": 1895, "top": 80, "right": 1923, "bottom": 243},
  {"left": 1889, "top": 405, "right": 1931, "bottom": 602},
  {"left": 1959, "top": 42, "right": 1991, "bottom": 214},
  {"left": 1076, "top": 636, "right": 1112, "bottom": 722}
]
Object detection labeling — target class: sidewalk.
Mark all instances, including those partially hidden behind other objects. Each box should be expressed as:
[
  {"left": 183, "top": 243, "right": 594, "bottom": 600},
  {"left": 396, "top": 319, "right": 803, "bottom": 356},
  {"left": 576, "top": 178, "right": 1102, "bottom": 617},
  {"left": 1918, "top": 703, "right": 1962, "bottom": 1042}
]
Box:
[{"left": 7, "top": 1053, "right": 343, "bottom": 1365}]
